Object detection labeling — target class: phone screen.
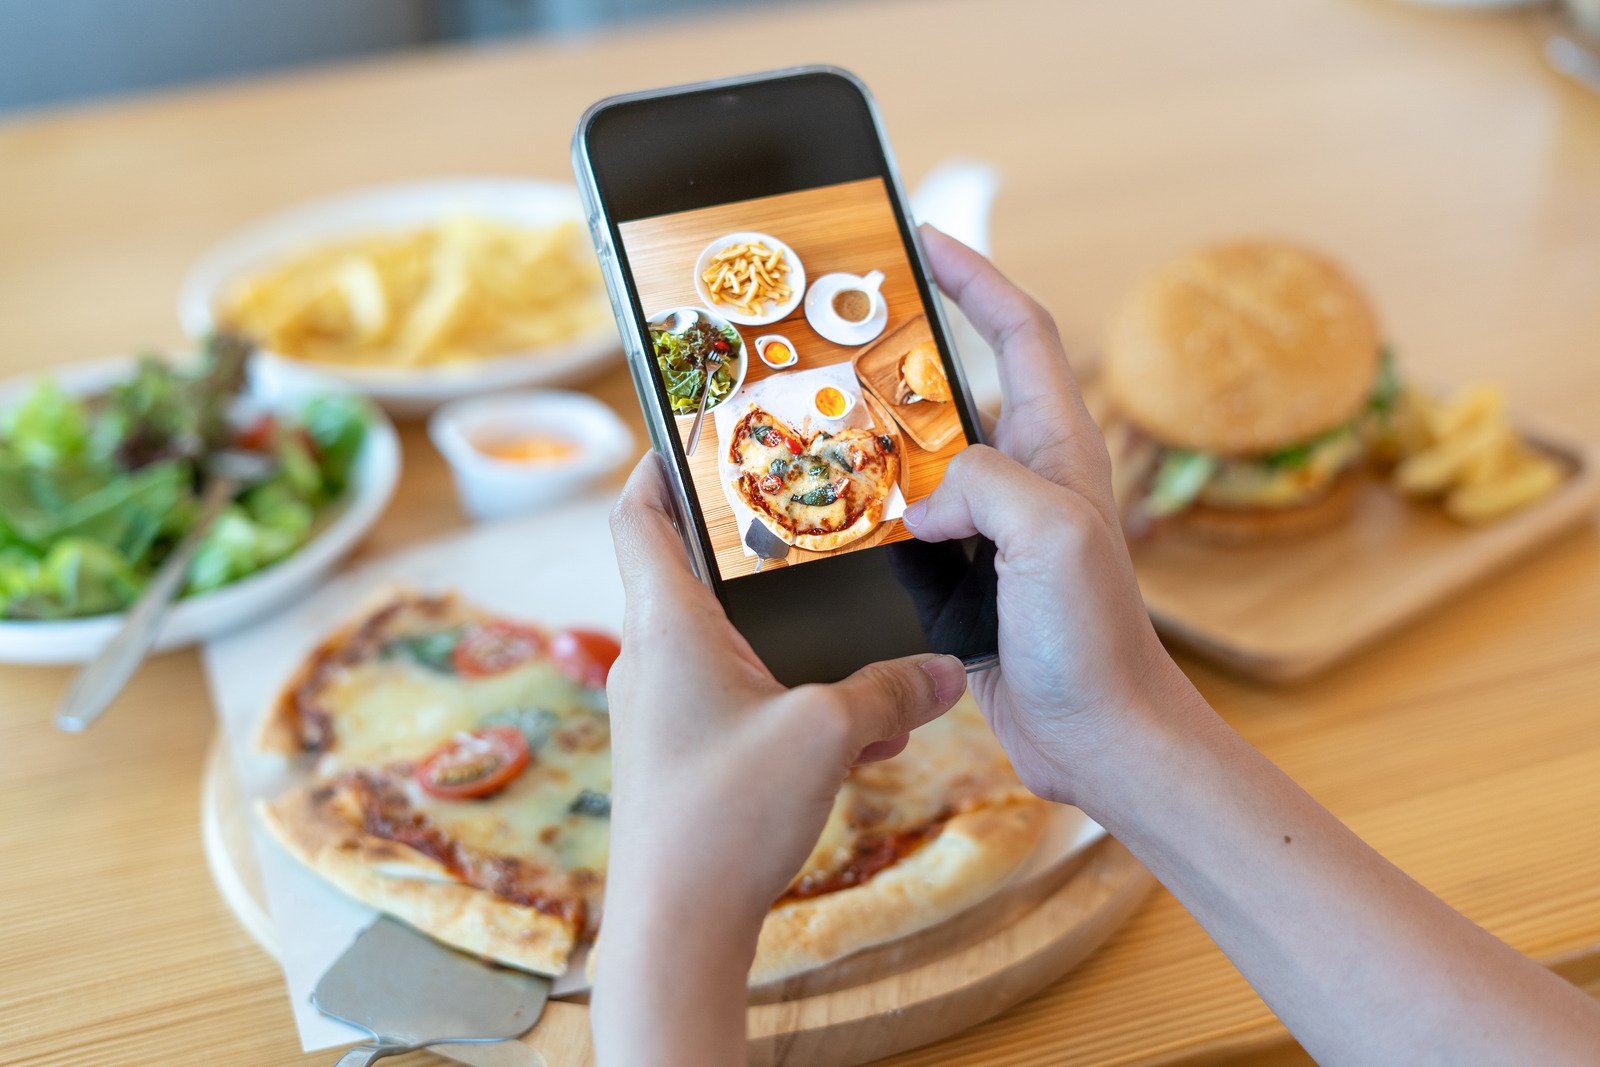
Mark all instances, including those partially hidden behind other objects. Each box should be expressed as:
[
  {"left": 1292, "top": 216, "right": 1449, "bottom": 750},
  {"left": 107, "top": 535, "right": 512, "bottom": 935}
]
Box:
[{"left": 579, "top": 70, "right": 997, "bottom": 684}]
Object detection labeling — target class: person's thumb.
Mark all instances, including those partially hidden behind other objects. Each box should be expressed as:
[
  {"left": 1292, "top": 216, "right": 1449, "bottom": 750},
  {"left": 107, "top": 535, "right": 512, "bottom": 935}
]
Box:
[
  {"left": 825, "top": 653, "right": 968, "bottom": 755},
  {"left": 902, "top": 444, "right": 1057, "bottom": 550}
]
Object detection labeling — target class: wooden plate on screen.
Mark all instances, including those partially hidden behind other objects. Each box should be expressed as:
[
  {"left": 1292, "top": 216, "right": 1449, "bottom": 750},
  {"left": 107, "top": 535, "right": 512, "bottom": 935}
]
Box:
[
  {"left": 1125, "top": 427, "right": 1600, "bottom": 682},
  {"left": 853, "top": 314, "right": 963, "bottom": 452}
]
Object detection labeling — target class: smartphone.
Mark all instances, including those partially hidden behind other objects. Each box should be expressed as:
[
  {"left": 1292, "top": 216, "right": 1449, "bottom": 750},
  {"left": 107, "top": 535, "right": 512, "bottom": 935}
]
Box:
[{"left": 573, "top": 66, "right": 998, "bottom": 686}]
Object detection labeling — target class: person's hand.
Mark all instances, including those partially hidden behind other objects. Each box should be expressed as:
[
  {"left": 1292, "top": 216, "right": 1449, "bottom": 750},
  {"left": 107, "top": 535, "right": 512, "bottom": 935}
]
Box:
[
  {"left": 903, "top": 225, "right": 1205, "bottom": 807},
  {"left": 593, "top": 455, "right": 967, "bottom": 1066},
  {"left": 604, "top": 455, "right": 967, "bottom": 915}
]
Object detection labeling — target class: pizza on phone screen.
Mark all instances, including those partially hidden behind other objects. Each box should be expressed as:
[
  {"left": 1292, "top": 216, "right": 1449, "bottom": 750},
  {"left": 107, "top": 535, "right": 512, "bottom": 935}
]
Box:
[{"left": 727, "top": 403, "right": 900, "bottom": 552}]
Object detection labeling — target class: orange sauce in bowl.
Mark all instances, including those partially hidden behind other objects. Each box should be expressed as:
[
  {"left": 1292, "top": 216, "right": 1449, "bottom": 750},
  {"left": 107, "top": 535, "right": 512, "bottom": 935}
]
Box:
[
  {"left": 471, "top": 433, "right": 579, "bottom": 465},
  {"left": 815, "top": 387, "right": 849, "bottom": 419}
]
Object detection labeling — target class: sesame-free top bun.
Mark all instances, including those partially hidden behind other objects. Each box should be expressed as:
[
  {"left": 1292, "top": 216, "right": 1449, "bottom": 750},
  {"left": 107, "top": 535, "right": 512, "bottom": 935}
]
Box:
[{"left": 1105, "top": 240, "right": 1381, "bottom": 456}]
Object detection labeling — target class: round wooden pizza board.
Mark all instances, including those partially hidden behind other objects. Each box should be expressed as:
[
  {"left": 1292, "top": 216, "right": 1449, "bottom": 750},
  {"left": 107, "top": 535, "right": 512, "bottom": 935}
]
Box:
[{"left": 201, "top": 737, "right": 1154, "bottom": 1066}]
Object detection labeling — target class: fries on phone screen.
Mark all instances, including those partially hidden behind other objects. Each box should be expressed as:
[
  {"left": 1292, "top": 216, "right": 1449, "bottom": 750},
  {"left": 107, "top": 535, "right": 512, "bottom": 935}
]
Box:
[
  {"left": 701, "top": 240, "right": 791, "bottom": 316},
  {"left": 1386, "top": 383, "right": 1564, "bottom": 524}
]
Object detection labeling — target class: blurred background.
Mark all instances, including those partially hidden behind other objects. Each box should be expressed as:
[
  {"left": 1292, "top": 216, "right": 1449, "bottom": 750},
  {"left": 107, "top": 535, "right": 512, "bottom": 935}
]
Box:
[{"left": 0, "top": 0, "right": 829, "bottom": 113}]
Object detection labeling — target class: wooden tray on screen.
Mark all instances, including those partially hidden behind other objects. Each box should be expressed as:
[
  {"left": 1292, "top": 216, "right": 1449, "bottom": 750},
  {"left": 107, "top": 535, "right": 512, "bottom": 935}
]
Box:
[
  {"left": 853, "top": 314, "right": 964, "bottom": 452},
  {"left": 1130, "top": 431, "right": 1600, "bottom": 682}
]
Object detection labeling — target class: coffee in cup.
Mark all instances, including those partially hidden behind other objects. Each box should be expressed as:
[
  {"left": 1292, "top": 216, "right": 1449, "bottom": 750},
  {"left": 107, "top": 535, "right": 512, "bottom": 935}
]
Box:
[{"left": 832, "top": 288, "right": 872, "bottom": 323}]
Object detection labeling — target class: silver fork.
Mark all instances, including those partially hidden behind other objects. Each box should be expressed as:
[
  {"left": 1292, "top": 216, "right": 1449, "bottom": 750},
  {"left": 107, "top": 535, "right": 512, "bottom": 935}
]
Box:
[
  {"left": 684, "top": 346, "right": 725, "bottom": 457},
  {"left": 55, "top": 449, "right": 277, "bottom": 733}
]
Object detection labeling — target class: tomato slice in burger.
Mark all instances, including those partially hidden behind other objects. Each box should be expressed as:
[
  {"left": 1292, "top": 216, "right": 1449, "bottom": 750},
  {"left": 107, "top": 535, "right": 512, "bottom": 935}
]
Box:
[
  {"left": 452, "top": 620, "right": 544, "bottom": 677},
  {"left": 550, "top": 629, "right": 621, "bottom": 688},
  {"left": 416, "top": 726, "right": 530, "bottom": 800}
]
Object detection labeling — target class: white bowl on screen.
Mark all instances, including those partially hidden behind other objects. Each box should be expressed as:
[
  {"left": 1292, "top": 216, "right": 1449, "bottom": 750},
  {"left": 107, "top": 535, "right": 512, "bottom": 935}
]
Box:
[{"left": 692, "top": 231, "right": 806, "bottom": 327}]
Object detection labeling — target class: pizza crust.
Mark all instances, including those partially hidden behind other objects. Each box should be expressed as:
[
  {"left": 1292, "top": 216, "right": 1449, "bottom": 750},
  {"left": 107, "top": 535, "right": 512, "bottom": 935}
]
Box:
[
  {"left": 747, "top": 496, "right": 887, "bottom": 553},
  {"left": 750, "top": 800, "right": 1048, "bottom": 985},
  {"left": 259, "top": 784, "right": 576, "bottom": 977}
]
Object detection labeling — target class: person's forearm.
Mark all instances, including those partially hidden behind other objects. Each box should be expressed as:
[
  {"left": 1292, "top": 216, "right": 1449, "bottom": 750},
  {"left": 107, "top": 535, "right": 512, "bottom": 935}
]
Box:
[
  {"left": 592, "top": 877, "right": 764, "bottom": 1067},
  {"left": 1079, "top": 680, "right": 1600, "bottom": 1065}
]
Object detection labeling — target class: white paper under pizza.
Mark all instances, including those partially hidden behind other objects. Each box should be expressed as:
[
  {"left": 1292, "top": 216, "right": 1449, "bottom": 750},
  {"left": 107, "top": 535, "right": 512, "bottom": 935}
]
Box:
[
  {"left": 711, "top": 362, "right": 907, "bottom": 556},
  {"left": 201, "top": 492, "right": 1103, "bottom": 1053}
]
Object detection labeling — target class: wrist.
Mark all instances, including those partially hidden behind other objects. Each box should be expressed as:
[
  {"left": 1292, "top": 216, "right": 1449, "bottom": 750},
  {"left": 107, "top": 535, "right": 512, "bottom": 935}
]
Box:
[{"left": 1056, "top": 654, "right": 1220, "bottom": 817}]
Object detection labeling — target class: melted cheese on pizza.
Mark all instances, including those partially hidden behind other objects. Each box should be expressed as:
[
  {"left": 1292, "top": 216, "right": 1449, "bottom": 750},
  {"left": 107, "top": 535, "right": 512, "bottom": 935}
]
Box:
[
  {"left": 281, "top": 597, "right": 613, "bottom": 924},
  {"left": 729, "top": 405, "right": 896, "bottom": 538}
]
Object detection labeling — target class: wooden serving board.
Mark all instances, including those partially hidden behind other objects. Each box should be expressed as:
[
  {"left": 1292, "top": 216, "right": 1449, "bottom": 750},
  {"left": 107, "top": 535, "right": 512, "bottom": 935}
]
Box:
[
  {"left": 1130, "top": 433, "right": 1600, "bottom": 682},
  {"left": 853, "top": 315, "right": 964, "bottom": 453},
  {"left": 200, "top": 740, "right": 1152, "bottom": 1067}
]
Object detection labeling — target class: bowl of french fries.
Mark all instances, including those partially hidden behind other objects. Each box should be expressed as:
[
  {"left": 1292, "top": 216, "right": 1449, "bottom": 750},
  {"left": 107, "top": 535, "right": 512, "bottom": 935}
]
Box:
[
  {"left": 179, "top": 179, "right": 620, "bottom": 415},
  {"left": 693, "top": 231, "right": 805, "bottom": 327},
  {"left": 1378, "top": 382, "right": 1568, "bottom": 525}
]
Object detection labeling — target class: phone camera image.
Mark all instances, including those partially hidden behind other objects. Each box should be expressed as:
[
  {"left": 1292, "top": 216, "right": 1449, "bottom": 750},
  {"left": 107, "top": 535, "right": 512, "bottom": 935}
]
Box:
[{"left": 619, "top": 179, "right": 968, "bottom": 584}]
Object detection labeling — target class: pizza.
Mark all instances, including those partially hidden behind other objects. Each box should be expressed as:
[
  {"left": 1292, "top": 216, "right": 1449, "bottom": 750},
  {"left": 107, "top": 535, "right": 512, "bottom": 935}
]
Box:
[
  {"left": 258, "top": 590, "right": 1048, "bottom": 984},
  {"left": 727, "top": 402, "right": 900, "bottom": 552}
]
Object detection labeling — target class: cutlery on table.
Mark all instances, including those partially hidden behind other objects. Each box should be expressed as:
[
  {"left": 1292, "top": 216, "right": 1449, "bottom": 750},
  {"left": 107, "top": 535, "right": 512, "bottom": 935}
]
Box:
[
  {"left": 744, "top": 517, "right": 791, "bottom": 573},
  {"left": 316, "top": 916, "right": 550, "bottom": 1066},
  {"left": 54, "top": 449, "right": 277, "bottom": 733}
]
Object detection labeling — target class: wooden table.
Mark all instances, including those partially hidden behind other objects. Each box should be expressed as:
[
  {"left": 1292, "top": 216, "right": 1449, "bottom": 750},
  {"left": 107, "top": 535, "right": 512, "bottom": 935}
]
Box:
[{"left": 3, "top": 0, "right": 1597, "bottom": 1063}]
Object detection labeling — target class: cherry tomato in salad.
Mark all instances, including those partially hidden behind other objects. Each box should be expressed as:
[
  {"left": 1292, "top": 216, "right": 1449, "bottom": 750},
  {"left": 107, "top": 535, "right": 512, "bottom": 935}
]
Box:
[
  {"left": 235, "top": 415, "right": 278, "bottom": 452},
  {"left": 550, "top": 629, "right": 621, "bottom": 688},
  {"left": 415, "top": 726, "right": 531, "bottom": 800},
  {"left": 452, "top": 620, "right": 544, "bottom": 677}
]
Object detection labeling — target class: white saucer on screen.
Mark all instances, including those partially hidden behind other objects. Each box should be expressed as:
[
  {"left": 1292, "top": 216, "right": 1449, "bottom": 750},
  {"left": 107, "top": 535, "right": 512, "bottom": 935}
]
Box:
[{"left": 805, "top": 272, "right": 888, "bottom": 347}]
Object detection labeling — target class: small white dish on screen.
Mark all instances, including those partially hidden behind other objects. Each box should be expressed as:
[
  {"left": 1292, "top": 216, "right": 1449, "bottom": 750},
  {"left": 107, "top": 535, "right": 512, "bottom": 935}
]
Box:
[
  {"left": 0, "top": 356, "right": 400, "bottom": 665},
  {"left": 812, "top": 385, "right": 857, "bottom": 423},
  {"left": 755, "top": 334, "right": 799, "bottom": 369},
  {"left": 647, "top": 306, "right": 749, "bottom": 422},
  {"left": 805, "top": 270, "right": 889, "bottom": 347},
  {"left": 428, "top": 390, "right": 634, "bottom": 523},
  {"left": 178, "top": 178, "right": 622, "bottom": 417},
  {"left": 693, "top": 231, "right": 806, "bottom": 327}
]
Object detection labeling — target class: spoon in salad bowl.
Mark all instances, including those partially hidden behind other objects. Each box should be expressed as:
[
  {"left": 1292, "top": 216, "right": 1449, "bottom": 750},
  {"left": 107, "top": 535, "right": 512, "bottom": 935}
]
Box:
[{"left": 55, "top": 449, "right": 278, "bottom": 733}]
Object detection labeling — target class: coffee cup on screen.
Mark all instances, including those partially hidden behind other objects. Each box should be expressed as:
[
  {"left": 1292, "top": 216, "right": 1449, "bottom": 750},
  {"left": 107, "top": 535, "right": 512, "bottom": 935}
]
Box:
[{"left": 828, "top": 270, "right": 884, "bottom": 326}]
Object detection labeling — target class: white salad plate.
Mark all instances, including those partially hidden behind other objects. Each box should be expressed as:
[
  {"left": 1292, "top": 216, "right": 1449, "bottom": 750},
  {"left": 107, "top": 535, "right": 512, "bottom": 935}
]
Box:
[
  {"left": 0, "top": 356, "right": 400, "bottom": 665},
  {"left": 178, "top": 178, "right": 622, "bottom": 417},
  {"left": 647, "top": 305, "right": 750, "bottom": 422}
]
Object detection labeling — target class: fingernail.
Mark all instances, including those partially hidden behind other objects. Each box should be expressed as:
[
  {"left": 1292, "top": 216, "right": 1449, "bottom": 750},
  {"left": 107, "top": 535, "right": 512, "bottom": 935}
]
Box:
[
  {"left": 903, "top": 500, "right": 926, "bottom": 529},
  {"left": 921, "top": 655, "right": 966, "bottom": 705}
]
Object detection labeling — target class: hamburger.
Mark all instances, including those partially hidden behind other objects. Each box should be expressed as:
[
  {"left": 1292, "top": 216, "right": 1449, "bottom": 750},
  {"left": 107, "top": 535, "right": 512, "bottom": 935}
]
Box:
[
  {"left": 894, "top": 340, "right": 952, "bottom": 405},
  {"left": 1103, "top": 240, "right": 1397, "bottom": 542}
]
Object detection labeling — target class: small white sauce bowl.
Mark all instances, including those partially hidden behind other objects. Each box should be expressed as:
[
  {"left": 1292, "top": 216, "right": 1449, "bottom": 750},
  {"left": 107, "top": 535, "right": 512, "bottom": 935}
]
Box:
[
  {"left": 429, "top": 390, "right": 634, "bottom": 522},
  {"left": 812, "top": 387, "right": 857, "bottom": 423},
  {"left": 756, "top": 334, "right": 799, "bottom": 369}
]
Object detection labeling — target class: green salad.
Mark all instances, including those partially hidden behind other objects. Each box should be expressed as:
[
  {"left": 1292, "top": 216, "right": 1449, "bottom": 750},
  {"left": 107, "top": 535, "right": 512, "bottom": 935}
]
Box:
[
  {"left": 0, "top": 336, "right": 370, "bottom": 621},
  {"left": 652, "top": 318, "right": 741, "bottom": 415}
]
